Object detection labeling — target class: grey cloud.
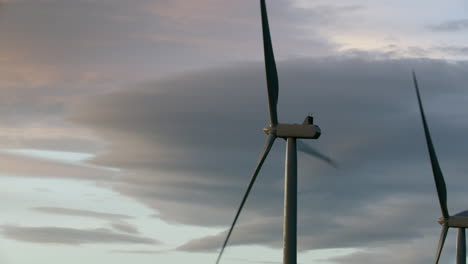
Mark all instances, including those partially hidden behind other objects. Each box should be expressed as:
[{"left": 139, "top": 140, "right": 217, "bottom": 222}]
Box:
[
  {"left": 435, "top": 46, "right": 468, "bottom": 56},
  {"left": 428, "top": 19, "right": 468, "bottom": 32},
  {"left": 177, "top": 195, "right": 434, "bottom": 251},
  {"left": 33, "top": 207, "right": 132, "bottom": 220},
  {"left": 227, "top": 257, "right": 281, "bottom": 264},
  {"left": 328, "top": 234, "right": 457, "bottom": 264},
  {"left": 337, "top": 48, "right": 400, "bottom": 60},
  {"left": 0, "top": 153, "right": 115, "bottom": 181},
  {"left": 1, "top": 225, "right": 158, "bottom": 245},
  {"left": 110, "top": 249, "right": 164, "bottom": 254},
  {"left": 342, "top": 45, "right": 467, "bottom": 60},
  {"left": 111, "top": 221, "right": 139, "bottom": 234},
  {"left": 295, "top": 4, "right": 364, "bottom": 25},
  {"left": 0, "top": 0, "right": 344, "bottom": 79},
  {"left": 140, "top": 1, "right": 360, "bottom": 60},
  {"left": 0, "top": 0, "right": 352, "bottom": 153},
  {"left": 407, "top": 46, "right": 429, "bottom": 57},
  {"left": 69, "top": 57, "right": 468, "bottom": 256},
  {"left": 0, "top": 0, "right": 141, "bottom": 66},
  {"left": 176, "top": 217, "right": 282, "bottom": 252}
]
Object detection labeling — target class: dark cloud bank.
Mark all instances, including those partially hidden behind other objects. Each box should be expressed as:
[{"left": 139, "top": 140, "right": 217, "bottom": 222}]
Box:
[{"left": 69, "top": 57, "right": 468, "bottom": 263}]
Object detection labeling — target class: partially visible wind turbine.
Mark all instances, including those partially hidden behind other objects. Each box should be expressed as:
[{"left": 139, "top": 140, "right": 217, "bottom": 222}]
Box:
[
  {"left": 215, "top": 1, "right": 334, "bottom": 264},
  {"left": 413, "top": 71, "right": 468, "bottom": 264}
]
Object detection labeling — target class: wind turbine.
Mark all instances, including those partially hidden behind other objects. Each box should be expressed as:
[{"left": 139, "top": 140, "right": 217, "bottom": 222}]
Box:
[
  {"left": 215, "top": 1, "right": 330, "bottom": 264},
  {"left": 413, "top": 71, "right": 468, "bottom": 264}
]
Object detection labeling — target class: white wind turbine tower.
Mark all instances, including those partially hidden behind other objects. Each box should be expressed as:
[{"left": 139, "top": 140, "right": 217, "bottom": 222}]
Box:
[
  {"left": 413, "top": 71, "right": 468, "bottom": 264},
  {"left": 215, "top": 1, "right": 335, "bottom": 264}
]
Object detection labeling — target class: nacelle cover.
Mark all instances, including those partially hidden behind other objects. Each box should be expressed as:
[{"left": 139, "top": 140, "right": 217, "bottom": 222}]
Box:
[{"left": 274, "top": 124, "right": 321, "bottom": 139}]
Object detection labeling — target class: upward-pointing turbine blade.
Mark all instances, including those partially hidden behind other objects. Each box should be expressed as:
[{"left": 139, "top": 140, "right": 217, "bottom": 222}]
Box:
[
  {"left": 215, "top": 134, "right": 276, "bottom": 264},
  {"left": 260, "top": 0, "right": 279, "bottom": 125},
  {"left": 297, "top": 140, "right": 338, "bottom": 168},
  {"left": 412, "top": 71, "right": 449, "bottom": 219},
  {"left": 435, "top": 224, "right": 449, "bottom": 264}
]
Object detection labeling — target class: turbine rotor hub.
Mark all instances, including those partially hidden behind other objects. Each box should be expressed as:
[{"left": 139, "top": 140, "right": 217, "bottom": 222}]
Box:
[
  {"left": 263, "top": 125, "right": 277, "bottom": 136},
  {"left": 437, "top": 217, "right": 448, "bottom": 225}
]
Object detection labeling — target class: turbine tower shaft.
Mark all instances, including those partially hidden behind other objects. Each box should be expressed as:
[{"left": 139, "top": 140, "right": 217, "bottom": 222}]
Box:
[
  {"left": 457, "top": 228, "right": 466, "bottom": 264},
  {"left": 284, "top": 138, "right": 298, "bottom": 264}
]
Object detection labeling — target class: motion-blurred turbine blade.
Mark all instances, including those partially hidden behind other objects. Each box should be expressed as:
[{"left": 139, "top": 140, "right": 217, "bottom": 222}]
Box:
[
  {"left": 297, "top": 140, "right": 338, "bottom": 168},
  {"left": 413, "top": 71, "right": 449, "bottom": 219},
  {"left": 215, "top": 134, "right": 276, "bottom": 264},
  {"left": 260, "top": 0, "right": 279, "bottom": 125},
  {"left": 435, "top": 224, "right": 449, "bottom": 264}
]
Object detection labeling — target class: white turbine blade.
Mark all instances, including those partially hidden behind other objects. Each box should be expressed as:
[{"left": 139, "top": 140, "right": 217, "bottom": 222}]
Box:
[
  {"left": 260, "top": 0, "right": 279, "bottom": 125},
  {"left": 435, "top": 224, "right": 449, "bottom": 264},
  {"left": 413, "top": 71, "right": 449, "bottom": 219},
  {"left": 215, "top": 134, "right": 276, "bottom": 264}
]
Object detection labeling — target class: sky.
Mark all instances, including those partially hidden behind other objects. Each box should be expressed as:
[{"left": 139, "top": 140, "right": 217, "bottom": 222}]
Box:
[{"left": 1, "top": 0, "right": 468, "bottom": 263}]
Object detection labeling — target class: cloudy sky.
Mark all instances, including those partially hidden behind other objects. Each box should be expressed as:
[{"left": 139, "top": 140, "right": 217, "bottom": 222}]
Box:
[{"left": 1, "top": 0, "right": 468, "bottom": 263}]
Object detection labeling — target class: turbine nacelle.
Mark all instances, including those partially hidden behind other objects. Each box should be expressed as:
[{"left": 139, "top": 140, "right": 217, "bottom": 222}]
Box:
[
  {"left": 263, "top": 115, "right": 321, "bottom": 139},
  {"left": 437, "top": 215, "right": 468, "bottom": 228}
]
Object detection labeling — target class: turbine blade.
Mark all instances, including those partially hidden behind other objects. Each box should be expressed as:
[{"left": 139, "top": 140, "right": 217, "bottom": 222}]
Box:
[
  {"left": 412, "top": 71, "right": 449, "bottom": 219},
  {"left": 435, "top": 224, "right": 449, "bottom": 264},
  {"left": 260, "top": 0, "right": 279, "bottom": 125},
  {"left": 215, "top": 134, "right": 276, "bottom": 264},
  {"left": 297, "top": 140, "right": 338, "bottom": 168}
]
